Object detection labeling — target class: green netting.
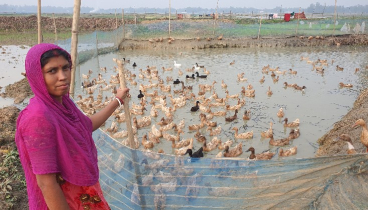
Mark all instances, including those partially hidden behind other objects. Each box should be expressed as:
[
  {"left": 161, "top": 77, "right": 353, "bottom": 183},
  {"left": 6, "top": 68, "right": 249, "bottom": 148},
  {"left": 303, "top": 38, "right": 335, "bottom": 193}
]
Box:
[
  {"left": 94, "top": 129, "right": 368, "bottom": 210},
  {"left": 52, "top": 16, "right": 368, "bottom": 209},
  {"left": 56, "top": 16, "right": 368, "bottom": 63}
]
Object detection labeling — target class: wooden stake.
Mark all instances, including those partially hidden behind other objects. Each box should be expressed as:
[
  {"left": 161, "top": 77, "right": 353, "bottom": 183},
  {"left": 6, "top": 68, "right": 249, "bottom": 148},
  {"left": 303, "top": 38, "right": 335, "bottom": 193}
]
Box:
[
  {"left": 213, "top": 0, "right": 219, "bottom": 35},
  {"left": 52, "top": 13, "right": 58, "bottom": 42},
  {"left": 70, "top": 0, "right": 81, "bottom": 97},
  {"left": 122, "top": 9, "right": 125, "bottom": 41},
  {"left": 258, "top": 16, "right": 262, "bottom": 40},
  {"left": 296, "top": 7, "right": 301, "bottom": 35},
  {"left": 333, "top": 0, "right": 337, "bottom": 35},
  {"left": 113, "top": 58, "right": 146, "bottom": 206},
  {"left": 115, "top": 9, "right": 118, "bottom": 29},
  {"left": 169, "top": 0, "right": 171, "bottom": 37},
  {"left": 37, "top": 0, "right": 42, "bottom": 43},
  {"left": 113, "top": 58, "right": 134, "bottom": 148}
]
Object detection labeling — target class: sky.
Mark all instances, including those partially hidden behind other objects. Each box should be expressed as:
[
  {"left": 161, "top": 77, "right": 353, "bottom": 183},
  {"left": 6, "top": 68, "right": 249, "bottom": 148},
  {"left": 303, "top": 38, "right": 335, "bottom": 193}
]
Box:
[{"left": 0, "top": 0, "right": 367, "bottom": 10}]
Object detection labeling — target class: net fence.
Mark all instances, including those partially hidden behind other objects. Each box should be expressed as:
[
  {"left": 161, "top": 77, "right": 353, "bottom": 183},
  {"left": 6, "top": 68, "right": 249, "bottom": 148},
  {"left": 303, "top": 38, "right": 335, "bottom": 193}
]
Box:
[
  {"left": 52, "top": 13, "right": 368, "bottom": 209},
  {"left": 94, "top": 129, "right": 368, "bottom": 210},
  {"left": 55, "top": 14, "right": 368, "bottom": 65}
]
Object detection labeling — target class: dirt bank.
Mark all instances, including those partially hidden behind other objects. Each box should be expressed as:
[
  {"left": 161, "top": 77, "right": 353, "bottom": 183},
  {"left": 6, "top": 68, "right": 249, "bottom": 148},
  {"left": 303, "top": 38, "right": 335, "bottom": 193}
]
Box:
[
  {"left": 119, "top": 34, "right": 368, "bottom": 50},
  {"left": 316, "top": 88, "right": 368, "bottom": 156},
  {"left": 0, "top": 15, "right": 135, "bottom": 32}
]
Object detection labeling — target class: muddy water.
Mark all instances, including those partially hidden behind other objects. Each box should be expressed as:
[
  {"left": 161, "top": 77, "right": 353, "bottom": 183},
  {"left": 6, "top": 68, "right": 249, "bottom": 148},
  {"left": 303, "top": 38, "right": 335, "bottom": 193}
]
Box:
[
  {"left": 0, "top": 45, "right": 30, "bottom": 108},
  {"left": 77, "top": 46, "right": 368, "bottom": 159}
]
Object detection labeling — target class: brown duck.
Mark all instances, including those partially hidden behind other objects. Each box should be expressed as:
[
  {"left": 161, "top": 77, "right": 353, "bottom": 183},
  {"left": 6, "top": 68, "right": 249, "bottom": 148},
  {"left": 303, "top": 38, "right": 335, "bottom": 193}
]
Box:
[
  {"left": 352, "top": 119, "right": 368, "bottom": 152},
  {"left": 246, "top": 147, "right": 275, "bottom": 160},
  {"left": 269, "top": 134, "right": 290, "bottom": 146}
]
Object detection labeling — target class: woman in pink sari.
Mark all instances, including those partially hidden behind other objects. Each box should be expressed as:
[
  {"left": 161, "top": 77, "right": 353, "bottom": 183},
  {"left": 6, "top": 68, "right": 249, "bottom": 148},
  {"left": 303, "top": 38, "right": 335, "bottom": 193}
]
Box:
[{"left": 15, "top": 43, "right": 129, "bottom": 210}]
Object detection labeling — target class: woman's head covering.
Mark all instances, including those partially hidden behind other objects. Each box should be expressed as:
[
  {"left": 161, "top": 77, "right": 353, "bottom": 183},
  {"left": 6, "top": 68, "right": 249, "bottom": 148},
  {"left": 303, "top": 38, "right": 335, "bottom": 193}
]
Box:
[{"left": 15, "top": 43, "right": 99, "bottom": 209}]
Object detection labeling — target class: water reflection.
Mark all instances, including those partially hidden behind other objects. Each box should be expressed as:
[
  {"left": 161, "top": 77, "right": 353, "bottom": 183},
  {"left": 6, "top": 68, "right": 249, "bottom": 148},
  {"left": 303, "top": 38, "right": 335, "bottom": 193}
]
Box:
[{"left": 77, "top": 46, "right": 368, "bottom": 159}]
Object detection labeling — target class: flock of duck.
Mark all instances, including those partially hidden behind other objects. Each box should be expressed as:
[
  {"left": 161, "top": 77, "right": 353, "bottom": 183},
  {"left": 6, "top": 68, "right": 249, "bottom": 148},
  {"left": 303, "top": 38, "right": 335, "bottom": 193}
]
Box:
[{"left": 76, "top": 54, "right": 367, "bottom": 160}]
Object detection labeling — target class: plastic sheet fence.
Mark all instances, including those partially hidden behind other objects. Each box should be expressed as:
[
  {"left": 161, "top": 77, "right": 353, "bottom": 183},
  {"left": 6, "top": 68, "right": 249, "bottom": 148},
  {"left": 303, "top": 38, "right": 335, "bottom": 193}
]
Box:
[{"left": 93, "top": 129, "right": 368, "bottom": 210}]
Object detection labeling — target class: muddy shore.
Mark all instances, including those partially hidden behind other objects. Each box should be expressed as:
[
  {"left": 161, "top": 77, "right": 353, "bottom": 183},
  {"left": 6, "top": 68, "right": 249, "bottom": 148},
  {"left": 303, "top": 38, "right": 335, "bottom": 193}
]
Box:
[{"left": 119, "top": 34, "right": 368, "bottom": 50}]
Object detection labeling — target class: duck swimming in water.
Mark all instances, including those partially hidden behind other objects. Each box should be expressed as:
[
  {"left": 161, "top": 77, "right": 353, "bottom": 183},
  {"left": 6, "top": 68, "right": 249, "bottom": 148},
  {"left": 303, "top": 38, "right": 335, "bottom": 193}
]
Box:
[
  {"left": 185, "top": 147, "right": 204, "bottom": 158},
  {"left": 195, "top": 72, "right": 207, "bottom": 78},
  {"left": 246, "top": 147, "right": 275, "bottom": 160},
  {"left": 132, "top": 62, "right": 137, "bottom": 67},
  {"left": 138, "top": 90, "right": 144, "bottom": 99},
  {"left": 191, "top": 101, "right": 200, "bottom": 112},
  {"left": 173, "top": 79, "right": 180, "bottom": 84},
  {"left": 186, "top": 74, "right": 195, "bottom": 79}
]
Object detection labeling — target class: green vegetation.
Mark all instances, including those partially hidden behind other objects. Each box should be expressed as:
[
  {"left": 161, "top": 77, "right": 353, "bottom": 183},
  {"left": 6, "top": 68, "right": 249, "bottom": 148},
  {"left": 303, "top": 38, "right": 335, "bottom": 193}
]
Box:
[
  {"left": 0, "top": 30, "right": 76, "bottom": 45},
  {"left": 0, "top": 150, "right": 26, "bottom": 209}
]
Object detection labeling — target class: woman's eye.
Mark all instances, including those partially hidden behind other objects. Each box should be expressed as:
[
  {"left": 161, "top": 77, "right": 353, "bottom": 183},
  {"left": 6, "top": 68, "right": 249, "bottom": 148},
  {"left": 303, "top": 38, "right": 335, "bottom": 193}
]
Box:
[
  {"left": 48, "top": 69, "right": 57, "bottom": 73},
  {"left": 63, "top": 66, "right": 70, "bottom": 71}
]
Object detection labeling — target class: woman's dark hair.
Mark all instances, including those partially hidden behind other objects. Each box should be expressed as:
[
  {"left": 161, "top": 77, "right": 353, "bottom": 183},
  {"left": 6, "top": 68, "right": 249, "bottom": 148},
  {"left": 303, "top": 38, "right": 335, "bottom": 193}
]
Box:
[{"left": 40, "top": 49, "right": 71, "bottom": 68}]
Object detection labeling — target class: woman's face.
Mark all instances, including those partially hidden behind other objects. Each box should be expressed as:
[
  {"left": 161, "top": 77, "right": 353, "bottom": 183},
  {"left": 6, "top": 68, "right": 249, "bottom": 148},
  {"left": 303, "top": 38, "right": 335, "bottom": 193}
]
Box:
[{"left": 42, "top": 56, "right": 71, "bottom": 104}]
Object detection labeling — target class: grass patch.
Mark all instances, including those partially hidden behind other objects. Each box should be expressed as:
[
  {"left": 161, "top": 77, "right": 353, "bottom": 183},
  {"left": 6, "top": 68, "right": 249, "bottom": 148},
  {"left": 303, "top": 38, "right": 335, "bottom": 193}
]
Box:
[
  {"left": 0, "top": 30, "right": 82, "bottom": 45},
  {"left": 0, "top": 149, "right": 27, "bottom": 209}
]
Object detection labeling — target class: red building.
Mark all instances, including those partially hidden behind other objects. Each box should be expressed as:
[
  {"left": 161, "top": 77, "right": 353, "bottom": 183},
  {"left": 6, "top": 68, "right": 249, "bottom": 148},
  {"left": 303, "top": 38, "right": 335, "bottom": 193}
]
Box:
[{"left": 294, "top": 12, "right": 306, "bottom": 19}]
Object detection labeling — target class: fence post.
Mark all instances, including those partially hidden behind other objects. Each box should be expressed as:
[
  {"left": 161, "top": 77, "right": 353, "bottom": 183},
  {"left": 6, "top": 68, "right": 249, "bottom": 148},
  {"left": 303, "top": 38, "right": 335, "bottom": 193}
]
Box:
[
  {"left": 169, "top": 0, "right": 171, "bottom": 37},
  {"left": 333, "top": 0, "right": 337, "bottom": 35},
  {"left": 258, "top": 16, "right": 262, "bottom": 40},
  {"left": 113, "top": 58, "right": 146, "bottom": 208},
  {"left": 122, "top": 9, "right": 125, "bottom": 41},
  {"left": 115, "top": 9, "right": 118, "bottom": 29},
  {"left": 70, "top": 0, "right": 81, "bottom": 97},
  {"left": 296, "top": 7, "right": 301, "bottom": 36},
  {"left": 52, "top": 13, "right": 58, "bottom": 42},
  {"left": 37, "top": 0, "right": 42, "bottom": 43}
]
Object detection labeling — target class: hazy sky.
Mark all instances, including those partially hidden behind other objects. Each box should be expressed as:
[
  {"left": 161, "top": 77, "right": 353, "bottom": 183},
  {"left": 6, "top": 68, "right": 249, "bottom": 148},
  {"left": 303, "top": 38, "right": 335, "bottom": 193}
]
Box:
[{"left": 1, "top": 0, "right": 367, "bottom": 9}]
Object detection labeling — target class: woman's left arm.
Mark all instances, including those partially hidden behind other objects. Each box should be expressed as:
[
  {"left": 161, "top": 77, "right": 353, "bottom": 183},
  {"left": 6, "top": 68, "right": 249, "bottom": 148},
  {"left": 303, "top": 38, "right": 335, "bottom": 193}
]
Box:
[{"left": 89, "top": 87, "right": 129, "bottom": 131}]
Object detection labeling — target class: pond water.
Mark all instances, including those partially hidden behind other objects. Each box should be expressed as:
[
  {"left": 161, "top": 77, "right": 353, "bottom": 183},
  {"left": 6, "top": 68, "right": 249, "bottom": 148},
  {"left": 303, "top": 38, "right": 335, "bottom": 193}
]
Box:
[
  {"left": 76, "top": 46, "right": 368, "bottom": 159},
  {"left": 0, "top": 45, "right": 30, "bottom": 108}
]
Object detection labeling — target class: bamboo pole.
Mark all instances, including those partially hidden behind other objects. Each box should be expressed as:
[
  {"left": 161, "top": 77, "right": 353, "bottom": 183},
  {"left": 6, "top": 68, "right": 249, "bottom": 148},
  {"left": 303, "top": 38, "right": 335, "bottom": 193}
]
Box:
[
  {"left": 37, "top": 0, "right": 42, "bottom": 43},
  {"left": 69, "top": 0, "right": 81, "bottom": 97},
  {"left": 113, "top": 58, "right": 134, "bottom": 147},
  {"left": 169, "top": 0, "right": 171, "bottom": 37},
  {"left": 257, "top": 16, "right": 262, "bottom": 40},
  {"left": 95, "top": 20, "right": 100, "bottom": 68},
  {"left": 112, "top": 59, "right": 146, "bottom": 206},
  {"left": 333, "top": 0, "right": 337, "bottom": 35},
  {"left": 296, "top": 7, "right": 301, "bottom": 35},
  {"left": 213, "top": 0, "right": 219, "bottom": 35},
  {"left": 122, "top": 9, "right": 125, "bottom": 41},
  {"left": 115, "top": 9, "right": 118, "bottom": 29},
  {"left": 52, "top": 13, "right": 58, "bottom": 42}
]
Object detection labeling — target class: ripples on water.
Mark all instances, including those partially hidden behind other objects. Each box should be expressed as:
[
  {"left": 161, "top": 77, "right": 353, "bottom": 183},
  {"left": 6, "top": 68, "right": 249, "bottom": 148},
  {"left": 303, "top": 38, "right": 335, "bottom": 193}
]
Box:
[{"left": 76, "top": 46, "right": 368, "bottom": 159}]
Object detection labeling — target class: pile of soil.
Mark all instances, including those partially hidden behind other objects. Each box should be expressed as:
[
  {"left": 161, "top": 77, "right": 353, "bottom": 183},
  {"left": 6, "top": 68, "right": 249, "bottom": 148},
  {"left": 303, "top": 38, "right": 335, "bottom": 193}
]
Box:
[
  {"left": 119, "top": 34, "right": 368, "bottom": 50},
  {"left": 0, "top": 15, "right": 136, "bottom": 32},
  {"left": 1, "top": 78, "right": 31, "bottom": 104}
]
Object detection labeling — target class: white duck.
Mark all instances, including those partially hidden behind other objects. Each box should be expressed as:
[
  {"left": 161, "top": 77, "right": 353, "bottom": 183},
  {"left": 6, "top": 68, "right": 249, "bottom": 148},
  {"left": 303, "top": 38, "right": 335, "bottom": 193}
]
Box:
[{"left": 174, "top": 61, "right": 182, "bottom": 68}]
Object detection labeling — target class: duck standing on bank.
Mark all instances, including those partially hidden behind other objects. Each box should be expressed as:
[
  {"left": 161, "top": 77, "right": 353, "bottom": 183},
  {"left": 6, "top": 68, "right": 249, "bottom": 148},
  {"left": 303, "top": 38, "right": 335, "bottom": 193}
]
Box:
[
  {"left": 336, "top": 134, "right": 356, "bottom": 154},
  {"left": 352, "top": 119, "right": 368, "bottom": 152}
]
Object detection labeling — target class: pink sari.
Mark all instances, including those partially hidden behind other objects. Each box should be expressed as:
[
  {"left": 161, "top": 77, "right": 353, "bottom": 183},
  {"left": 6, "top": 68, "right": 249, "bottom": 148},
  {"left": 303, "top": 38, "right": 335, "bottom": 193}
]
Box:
[{"left": 15, "top": 43, "right": 109, "bottom": 209}]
